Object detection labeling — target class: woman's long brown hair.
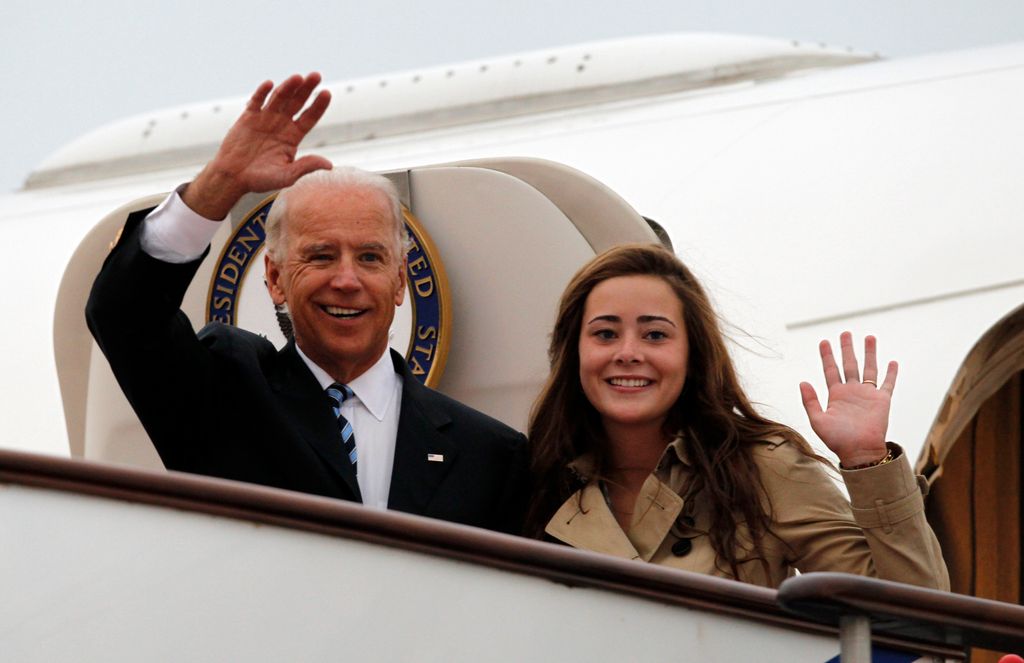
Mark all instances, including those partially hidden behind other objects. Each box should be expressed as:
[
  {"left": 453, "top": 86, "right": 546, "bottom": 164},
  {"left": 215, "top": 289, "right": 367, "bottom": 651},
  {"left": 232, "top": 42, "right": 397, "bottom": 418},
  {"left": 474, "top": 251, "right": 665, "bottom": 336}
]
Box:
[{"left": 525, "top": 244, "right": 819, "bottom": 577}]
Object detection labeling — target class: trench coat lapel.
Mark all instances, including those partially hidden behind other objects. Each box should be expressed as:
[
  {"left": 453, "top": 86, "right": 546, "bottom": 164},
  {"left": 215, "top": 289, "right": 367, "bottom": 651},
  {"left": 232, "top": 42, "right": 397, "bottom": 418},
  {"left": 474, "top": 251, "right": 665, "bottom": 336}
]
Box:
[
  {"left": 546, "top": 475, "right": 684, "bottom": 562},
  {"left": 270, "top": 341, "right": 362, "bottom": 501},
  {"left": 546, "top": 483, "right": 641, "bottom": 559},
  {"left": 628, "top": 474, "right": 684, "bottom": 560},
  {"left": 386, "top": 352, "right": 458, "bottom": 515}
]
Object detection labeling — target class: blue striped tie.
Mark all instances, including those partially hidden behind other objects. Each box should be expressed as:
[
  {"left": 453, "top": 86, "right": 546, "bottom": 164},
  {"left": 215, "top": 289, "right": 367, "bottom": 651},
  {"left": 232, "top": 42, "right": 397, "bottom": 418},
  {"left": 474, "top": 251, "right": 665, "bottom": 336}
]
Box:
[{"left": 326, "top": 383, "right": 357, "bottom": 469}]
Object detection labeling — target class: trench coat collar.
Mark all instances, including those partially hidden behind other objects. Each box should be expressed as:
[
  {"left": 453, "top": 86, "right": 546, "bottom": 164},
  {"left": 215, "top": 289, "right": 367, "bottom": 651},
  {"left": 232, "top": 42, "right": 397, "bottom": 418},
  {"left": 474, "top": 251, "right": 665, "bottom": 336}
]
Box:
[
  {"left": 564, "top": 434, "right": 693, "bottom": 485},
  {"left": 548, "top": 443, "right": 687, "bottom": 562}
]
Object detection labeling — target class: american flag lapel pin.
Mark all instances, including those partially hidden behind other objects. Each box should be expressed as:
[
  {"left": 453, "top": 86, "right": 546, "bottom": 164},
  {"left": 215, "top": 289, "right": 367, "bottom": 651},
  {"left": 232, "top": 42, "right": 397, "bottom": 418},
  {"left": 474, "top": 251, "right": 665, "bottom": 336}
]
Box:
[{"left": 427, "top": 453, "right": 444, "bottom": 462}]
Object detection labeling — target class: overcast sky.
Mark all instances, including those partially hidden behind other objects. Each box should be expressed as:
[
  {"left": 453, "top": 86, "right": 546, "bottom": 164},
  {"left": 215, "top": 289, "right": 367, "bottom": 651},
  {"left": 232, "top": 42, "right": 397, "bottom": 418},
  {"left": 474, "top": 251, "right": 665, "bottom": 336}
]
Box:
[{"left": 4, "top": 0, "right": 1023, "bottom": 193}]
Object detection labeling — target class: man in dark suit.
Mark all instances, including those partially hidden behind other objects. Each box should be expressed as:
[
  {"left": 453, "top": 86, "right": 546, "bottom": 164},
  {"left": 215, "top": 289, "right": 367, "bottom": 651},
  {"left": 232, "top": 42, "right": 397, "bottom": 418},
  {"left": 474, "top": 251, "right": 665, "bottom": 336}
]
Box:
[{"left": 86, "top": 73, "right": 527, "bottom": 533}]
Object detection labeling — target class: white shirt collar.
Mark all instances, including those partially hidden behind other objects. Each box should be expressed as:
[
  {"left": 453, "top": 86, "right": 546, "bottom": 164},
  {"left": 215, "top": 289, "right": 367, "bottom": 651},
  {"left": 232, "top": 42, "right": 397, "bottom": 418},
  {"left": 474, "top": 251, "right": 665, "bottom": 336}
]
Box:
[{"left": 294, "top": 344, "right": 398, "bottom": 422}]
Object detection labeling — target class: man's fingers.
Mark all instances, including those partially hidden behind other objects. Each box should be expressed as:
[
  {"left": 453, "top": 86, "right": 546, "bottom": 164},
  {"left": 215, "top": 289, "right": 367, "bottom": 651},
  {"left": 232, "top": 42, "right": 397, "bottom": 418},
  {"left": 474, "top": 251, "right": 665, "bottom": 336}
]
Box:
[
  {"left": 292, "top": 72, "right": 323, "bottom": 106},
  {"left": 286, "top": 155, "right": 334, "bottom": 183},
  {"left": 840, "top": 331, "right": 860, "bottom": 383},
  {"left": 819, "top": 339, "right": 841, "bottom": 387},
  {"left": 255, "top": 74, "right": 328, "bottom": 126},
  {"left": 264, "top": 74, "right": 304, "bottom": 113},
  {"left": 881, "top": 360, "right": 898, "bottom": 394},
  {"left": 277, "top": 72, "right": 323, "bottom": 117},
  {"left": 246, "top": 80, "right": 274, "bottom": 112},
  {"left": 862, "top": 334, "right": 878, "bottom": 383},
  {"left": 295, "top": 89, "right": 332, "bottom": 134}
]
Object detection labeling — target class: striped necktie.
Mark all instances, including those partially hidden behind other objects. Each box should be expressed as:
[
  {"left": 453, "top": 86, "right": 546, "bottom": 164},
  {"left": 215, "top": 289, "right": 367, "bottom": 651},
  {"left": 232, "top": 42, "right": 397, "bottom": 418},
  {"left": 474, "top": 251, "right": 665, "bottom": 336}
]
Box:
[{"left": 325, "top": 383, "right": 358, "bottom": 469}]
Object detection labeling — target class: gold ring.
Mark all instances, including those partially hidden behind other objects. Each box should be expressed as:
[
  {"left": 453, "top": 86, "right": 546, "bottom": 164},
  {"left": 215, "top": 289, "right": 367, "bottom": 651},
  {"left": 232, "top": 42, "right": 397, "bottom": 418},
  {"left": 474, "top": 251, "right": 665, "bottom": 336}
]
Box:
[{"left": 862, "top": 379, "right": 877, "bottom": 387}]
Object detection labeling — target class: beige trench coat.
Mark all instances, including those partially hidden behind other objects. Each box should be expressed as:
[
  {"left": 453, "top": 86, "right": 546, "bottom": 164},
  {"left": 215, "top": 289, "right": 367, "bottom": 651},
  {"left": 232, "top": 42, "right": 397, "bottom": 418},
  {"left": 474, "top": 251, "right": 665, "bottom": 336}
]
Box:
[{"left": 545, "top": 437, "right": 950, "bottom": 590}]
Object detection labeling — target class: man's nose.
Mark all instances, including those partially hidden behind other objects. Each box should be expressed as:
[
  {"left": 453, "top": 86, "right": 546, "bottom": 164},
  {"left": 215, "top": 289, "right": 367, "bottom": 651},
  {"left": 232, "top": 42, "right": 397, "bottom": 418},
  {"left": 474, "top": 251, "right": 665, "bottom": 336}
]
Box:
[{"left": 329, "top": 260, "right": 361, "bottom": 290}]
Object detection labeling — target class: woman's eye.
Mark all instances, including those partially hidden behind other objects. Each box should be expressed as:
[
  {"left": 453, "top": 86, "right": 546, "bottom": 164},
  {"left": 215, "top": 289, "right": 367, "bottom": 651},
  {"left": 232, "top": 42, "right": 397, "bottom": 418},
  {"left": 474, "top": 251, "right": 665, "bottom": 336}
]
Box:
[
  {"left": 646, "top": 330, "right": 668, "bottom": 340},
  {"left": 594, "top": 329, "right": 616, "bottom": 340}
]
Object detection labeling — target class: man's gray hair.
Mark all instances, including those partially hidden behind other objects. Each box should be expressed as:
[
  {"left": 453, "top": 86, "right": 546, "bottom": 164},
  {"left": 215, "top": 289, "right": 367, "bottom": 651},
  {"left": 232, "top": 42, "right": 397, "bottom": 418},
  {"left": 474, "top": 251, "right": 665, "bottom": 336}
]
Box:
[{"left": 265, "top": 166, "right": 407, "bottom": 262}]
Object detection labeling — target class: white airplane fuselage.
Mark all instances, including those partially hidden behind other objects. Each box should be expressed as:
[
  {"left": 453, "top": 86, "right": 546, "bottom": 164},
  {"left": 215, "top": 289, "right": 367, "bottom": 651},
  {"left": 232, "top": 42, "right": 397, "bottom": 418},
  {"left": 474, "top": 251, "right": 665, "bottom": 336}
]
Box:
[{"left": 1, "top": 33, "right": 1021, "bottom": 476}]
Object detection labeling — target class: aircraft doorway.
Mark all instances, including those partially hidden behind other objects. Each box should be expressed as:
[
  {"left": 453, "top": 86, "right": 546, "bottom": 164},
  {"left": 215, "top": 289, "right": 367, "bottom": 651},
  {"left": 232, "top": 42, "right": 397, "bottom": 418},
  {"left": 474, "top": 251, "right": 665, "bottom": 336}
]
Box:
[
  {"left": 926, "top": 371, "right": 1022, "bottom": 602},
  {"left": 920, "top": 303, "right": 1024, "bottom": 607}
]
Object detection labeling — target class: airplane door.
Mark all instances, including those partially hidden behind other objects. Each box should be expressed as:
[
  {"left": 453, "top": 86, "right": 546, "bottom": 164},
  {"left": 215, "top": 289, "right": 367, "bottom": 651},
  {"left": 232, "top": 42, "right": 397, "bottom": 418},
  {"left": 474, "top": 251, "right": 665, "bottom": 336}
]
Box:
[
  {"left": 926, "top": 372, "right": 1022, "bottom": 601},
  {"left": 58, "top": 159, "right": 656, "bottom": 466},
  {"left": 919, "top": 303, "right": 1024, "bottom": 636}
]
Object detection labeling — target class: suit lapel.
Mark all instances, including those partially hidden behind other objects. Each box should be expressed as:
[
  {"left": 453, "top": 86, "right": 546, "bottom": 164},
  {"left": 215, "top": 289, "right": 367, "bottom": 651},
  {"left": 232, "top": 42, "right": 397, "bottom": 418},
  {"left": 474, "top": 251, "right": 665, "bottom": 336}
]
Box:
[
  {"left": 270, "top": 341, "right": 362, "bottom": 501},
  {"left": 386, "top": 352, "right": 458, "bottom": 515}
]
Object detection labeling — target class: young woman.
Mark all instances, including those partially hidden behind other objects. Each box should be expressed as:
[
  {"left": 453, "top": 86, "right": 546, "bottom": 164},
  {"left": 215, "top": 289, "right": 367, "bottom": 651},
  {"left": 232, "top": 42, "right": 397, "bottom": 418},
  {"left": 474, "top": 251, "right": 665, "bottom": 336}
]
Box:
[{"left": 526, "top": 244, "right": 948, "bottom": 589}]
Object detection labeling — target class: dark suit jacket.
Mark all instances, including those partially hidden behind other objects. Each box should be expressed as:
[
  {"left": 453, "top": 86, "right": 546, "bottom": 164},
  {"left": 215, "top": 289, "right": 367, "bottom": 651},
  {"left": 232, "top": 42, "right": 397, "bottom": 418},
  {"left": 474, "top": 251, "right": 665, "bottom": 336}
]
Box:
[{"left": 86, "top": 209, "right": 528, "bottom": 533}]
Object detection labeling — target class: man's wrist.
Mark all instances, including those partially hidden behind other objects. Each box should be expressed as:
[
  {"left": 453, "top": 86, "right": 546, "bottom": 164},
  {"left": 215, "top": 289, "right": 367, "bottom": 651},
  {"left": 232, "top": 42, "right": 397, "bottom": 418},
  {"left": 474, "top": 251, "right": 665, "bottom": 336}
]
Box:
[
  {"left": 140, "top": 185, "right": 223, "bottom": 263},
  {"left": 181, "top": 165, "right": 247, "bottom": 221}
]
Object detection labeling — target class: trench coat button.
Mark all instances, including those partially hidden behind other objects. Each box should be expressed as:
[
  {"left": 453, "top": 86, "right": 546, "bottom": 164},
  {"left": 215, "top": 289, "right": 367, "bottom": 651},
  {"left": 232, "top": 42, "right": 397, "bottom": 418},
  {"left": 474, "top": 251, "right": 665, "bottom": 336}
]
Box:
[{"left": 672, "top": 538, "right": 693, "bottom": 557}]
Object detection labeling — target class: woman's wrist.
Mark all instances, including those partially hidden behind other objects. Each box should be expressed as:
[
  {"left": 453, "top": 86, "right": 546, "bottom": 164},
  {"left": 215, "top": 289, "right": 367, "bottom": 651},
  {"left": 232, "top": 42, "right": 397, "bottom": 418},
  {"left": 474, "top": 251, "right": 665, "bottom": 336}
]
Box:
[{"left": 840, "top": 443, "right": 895, "bottom": 470}]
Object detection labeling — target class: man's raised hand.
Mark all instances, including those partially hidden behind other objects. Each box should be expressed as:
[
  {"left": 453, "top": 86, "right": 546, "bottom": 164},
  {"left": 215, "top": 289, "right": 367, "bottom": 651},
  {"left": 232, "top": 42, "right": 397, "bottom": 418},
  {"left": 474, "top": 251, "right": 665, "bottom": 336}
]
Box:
[{"left": 183, "top": 73, "right": 333, "bottom": 220}]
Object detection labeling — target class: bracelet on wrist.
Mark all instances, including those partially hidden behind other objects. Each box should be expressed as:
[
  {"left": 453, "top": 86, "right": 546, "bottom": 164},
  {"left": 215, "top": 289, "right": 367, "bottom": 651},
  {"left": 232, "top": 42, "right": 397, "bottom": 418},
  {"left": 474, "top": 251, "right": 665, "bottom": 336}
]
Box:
[{"left": 842, "top": 447, "right": 895, "bottom": 471}]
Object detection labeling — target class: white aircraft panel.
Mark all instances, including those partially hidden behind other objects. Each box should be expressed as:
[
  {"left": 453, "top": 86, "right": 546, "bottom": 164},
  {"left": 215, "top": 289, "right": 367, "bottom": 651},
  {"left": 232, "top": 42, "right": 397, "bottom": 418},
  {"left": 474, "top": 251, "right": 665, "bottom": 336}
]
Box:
[{"left": 2, "top": 482, "right": 846, "bottom": 662}]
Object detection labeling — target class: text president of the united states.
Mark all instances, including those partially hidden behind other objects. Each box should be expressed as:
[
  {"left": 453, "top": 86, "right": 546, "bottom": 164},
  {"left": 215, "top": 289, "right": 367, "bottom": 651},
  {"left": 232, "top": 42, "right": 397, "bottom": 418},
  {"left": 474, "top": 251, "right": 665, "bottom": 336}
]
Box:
[{"left": 86, "top": 73, "right": 528, "bottom": 533}]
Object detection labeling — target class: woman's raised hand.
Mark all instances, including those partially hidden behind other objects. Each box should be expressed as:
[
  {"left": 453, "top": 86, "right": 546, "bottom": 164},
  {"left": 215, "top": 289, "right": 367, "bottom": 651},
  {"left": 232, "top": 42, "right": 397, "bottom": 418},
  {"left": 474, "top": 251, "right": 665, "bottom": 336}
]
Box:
[{"left": 799, "top": 332, "right": 896, "bottom": 468}]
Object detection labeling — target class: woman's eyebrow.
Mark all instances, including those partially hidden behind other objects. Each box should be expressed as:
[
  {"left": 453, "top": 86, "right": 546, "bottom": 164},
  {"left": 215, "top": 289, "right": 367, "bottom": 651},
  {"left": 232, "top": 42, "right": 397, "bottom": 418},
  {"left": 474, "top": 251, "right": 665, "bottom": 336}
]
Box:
[
  {"left": 638, "top": 315, "right": 676, "bottom": 326},
  {"left": 586, "top": 314, "right": 676, "bottom": 327}
]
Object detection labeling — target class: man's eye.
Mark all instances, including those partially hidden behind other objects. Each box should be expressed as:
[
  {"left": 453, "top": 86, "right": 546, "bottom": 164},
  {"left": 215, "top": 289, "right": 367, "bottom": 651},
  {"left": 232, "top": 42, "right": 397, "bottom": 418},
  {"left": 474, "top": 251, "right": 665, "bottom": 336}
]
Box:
[{"left": 360, "top": 253, "right": 384, "bottom": 263}]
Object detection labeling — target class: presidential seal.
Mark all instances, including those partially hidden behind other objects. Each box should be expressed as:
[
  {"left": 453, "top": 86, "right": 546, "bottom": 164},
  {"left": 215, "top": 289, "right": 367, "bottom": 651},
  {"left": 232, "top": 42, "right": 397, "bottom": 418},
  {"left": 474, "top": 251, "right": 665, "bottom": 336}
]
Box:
[{"left": 206, "top": 194, "right": 451, "bottom": 387}]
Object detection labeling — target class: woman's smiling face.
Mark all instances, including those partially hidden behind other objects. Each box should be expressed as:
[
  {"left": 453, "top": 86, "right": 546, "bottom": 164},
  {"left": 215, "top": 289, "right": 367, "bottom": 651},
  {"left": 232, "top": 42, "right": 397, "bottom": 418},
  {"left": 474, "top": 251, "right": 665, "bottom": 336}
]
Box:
[{"left": 578, "top": 274, "right": 689, "bottom": 434}]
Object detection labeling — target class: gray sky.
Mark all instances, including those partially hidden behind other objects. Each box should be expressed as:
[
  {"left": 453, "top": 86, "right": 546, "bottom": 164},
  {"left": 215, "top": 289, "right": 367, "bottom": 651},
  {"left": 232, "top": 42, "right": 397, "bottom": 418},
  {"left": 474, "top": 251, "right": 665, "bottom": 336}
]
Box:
[{"left": 4, "top": 0, "right": 1023, "bottom": 193}]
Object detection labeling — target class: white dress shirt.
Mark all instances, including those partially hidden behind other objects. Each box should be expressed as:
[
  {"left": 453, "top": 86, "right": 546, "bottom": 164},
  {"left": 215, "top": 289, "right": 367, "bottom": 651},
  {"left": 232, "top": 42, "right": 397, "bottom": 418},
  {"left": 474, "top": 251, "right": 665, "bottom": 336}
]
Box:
[
  {"left": 294, "top": 344, "right": 402, "bottom": 510},
  {"left": 140, "top": 186, "right": 223, "bottom": 262},
  {"left": 140, "top": 188, "right": 403, "bottom": 509}
]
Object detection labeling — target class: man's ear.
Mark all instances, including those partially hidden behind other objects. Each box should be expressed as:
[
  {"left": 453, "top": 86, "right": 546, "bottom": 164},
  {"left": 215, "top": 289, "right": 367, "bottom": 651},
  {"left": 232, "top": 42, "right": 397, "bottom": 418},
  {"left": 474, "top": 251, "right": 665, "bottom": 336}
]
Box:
[
  {"left": 265, "top": 253, "right": 287, "bottom": 305},
  {"left": 393, "top": 255, "right": 408, "bottom": 307}
]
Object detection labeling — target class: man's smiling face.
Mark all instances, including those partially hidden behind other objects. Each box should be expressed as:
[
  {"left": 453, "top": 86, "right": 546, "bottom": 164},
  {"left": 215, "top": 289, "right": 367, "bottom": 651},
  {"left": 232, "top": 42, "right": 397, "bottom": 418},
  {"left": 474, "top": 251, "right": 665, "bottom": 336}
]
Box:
[{"left": 265, "top": 184, "right": 406, "bottom": 383}]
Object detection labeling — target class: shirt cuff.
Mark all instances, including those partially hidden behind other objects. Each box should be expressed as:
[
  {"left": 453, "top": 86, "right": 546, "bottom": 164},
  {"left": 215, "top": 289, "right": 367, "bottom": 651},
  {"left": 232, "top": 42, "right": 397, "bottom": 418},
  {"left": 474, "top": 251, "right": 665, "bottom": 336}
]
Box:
[{"left": 140, "top": 183, "right": 225, "bottom": 263}]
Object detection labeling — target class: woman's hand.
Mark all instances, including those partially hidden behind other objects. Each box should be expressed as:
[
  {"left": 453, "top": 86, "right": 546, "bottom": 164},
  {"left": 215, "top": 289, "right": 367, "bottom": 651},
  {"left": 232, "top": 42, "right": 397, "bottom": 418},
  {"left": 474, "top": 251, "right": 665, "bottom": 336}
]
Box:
[{"left": 799, "top": 332, "right": 896, "bottom": 468}]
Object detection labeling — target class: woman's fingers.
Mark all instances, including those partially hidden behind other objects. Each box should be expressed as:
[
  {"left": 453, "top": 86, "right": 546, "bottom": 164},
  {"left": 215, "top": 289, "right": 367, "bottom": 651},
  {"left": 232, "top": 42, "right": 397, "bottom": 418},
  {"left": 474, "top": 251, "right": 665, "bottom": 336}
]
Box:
[
  {"left": 862, "top": 335, "right": 878, "bottom": 385},
  {"left": 815, "top": 333, "right": 896, "bottom": 393},
  {"left": 840, "top": 331, "right": 860, "bottom": 383},
  {"left": 819, "top": 340, "right": 841, "bottom": 387},
  {"left": 799, "top": 382, "right": 823, "bottom": 421},
  {"left": 881, "top": 360, "right": 899, "bottom": 394}
]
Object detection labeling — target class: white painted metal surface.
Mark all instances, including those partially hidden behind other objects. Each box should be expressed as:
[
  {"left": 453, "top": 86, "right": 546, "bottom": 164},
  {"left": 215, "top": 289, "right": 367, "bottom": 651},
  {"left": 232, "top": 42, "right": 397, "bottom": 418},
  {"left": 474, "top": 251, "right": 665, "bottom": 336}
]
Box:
[
  {"left": 28, "top": 34, "right": 872, "bottom": 188},
  {"left": 0, "top": 481, "right": 845, "bottom": 662},
  {"left": 1, "top": 32, "right": 1022, "bottom": 476}
]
